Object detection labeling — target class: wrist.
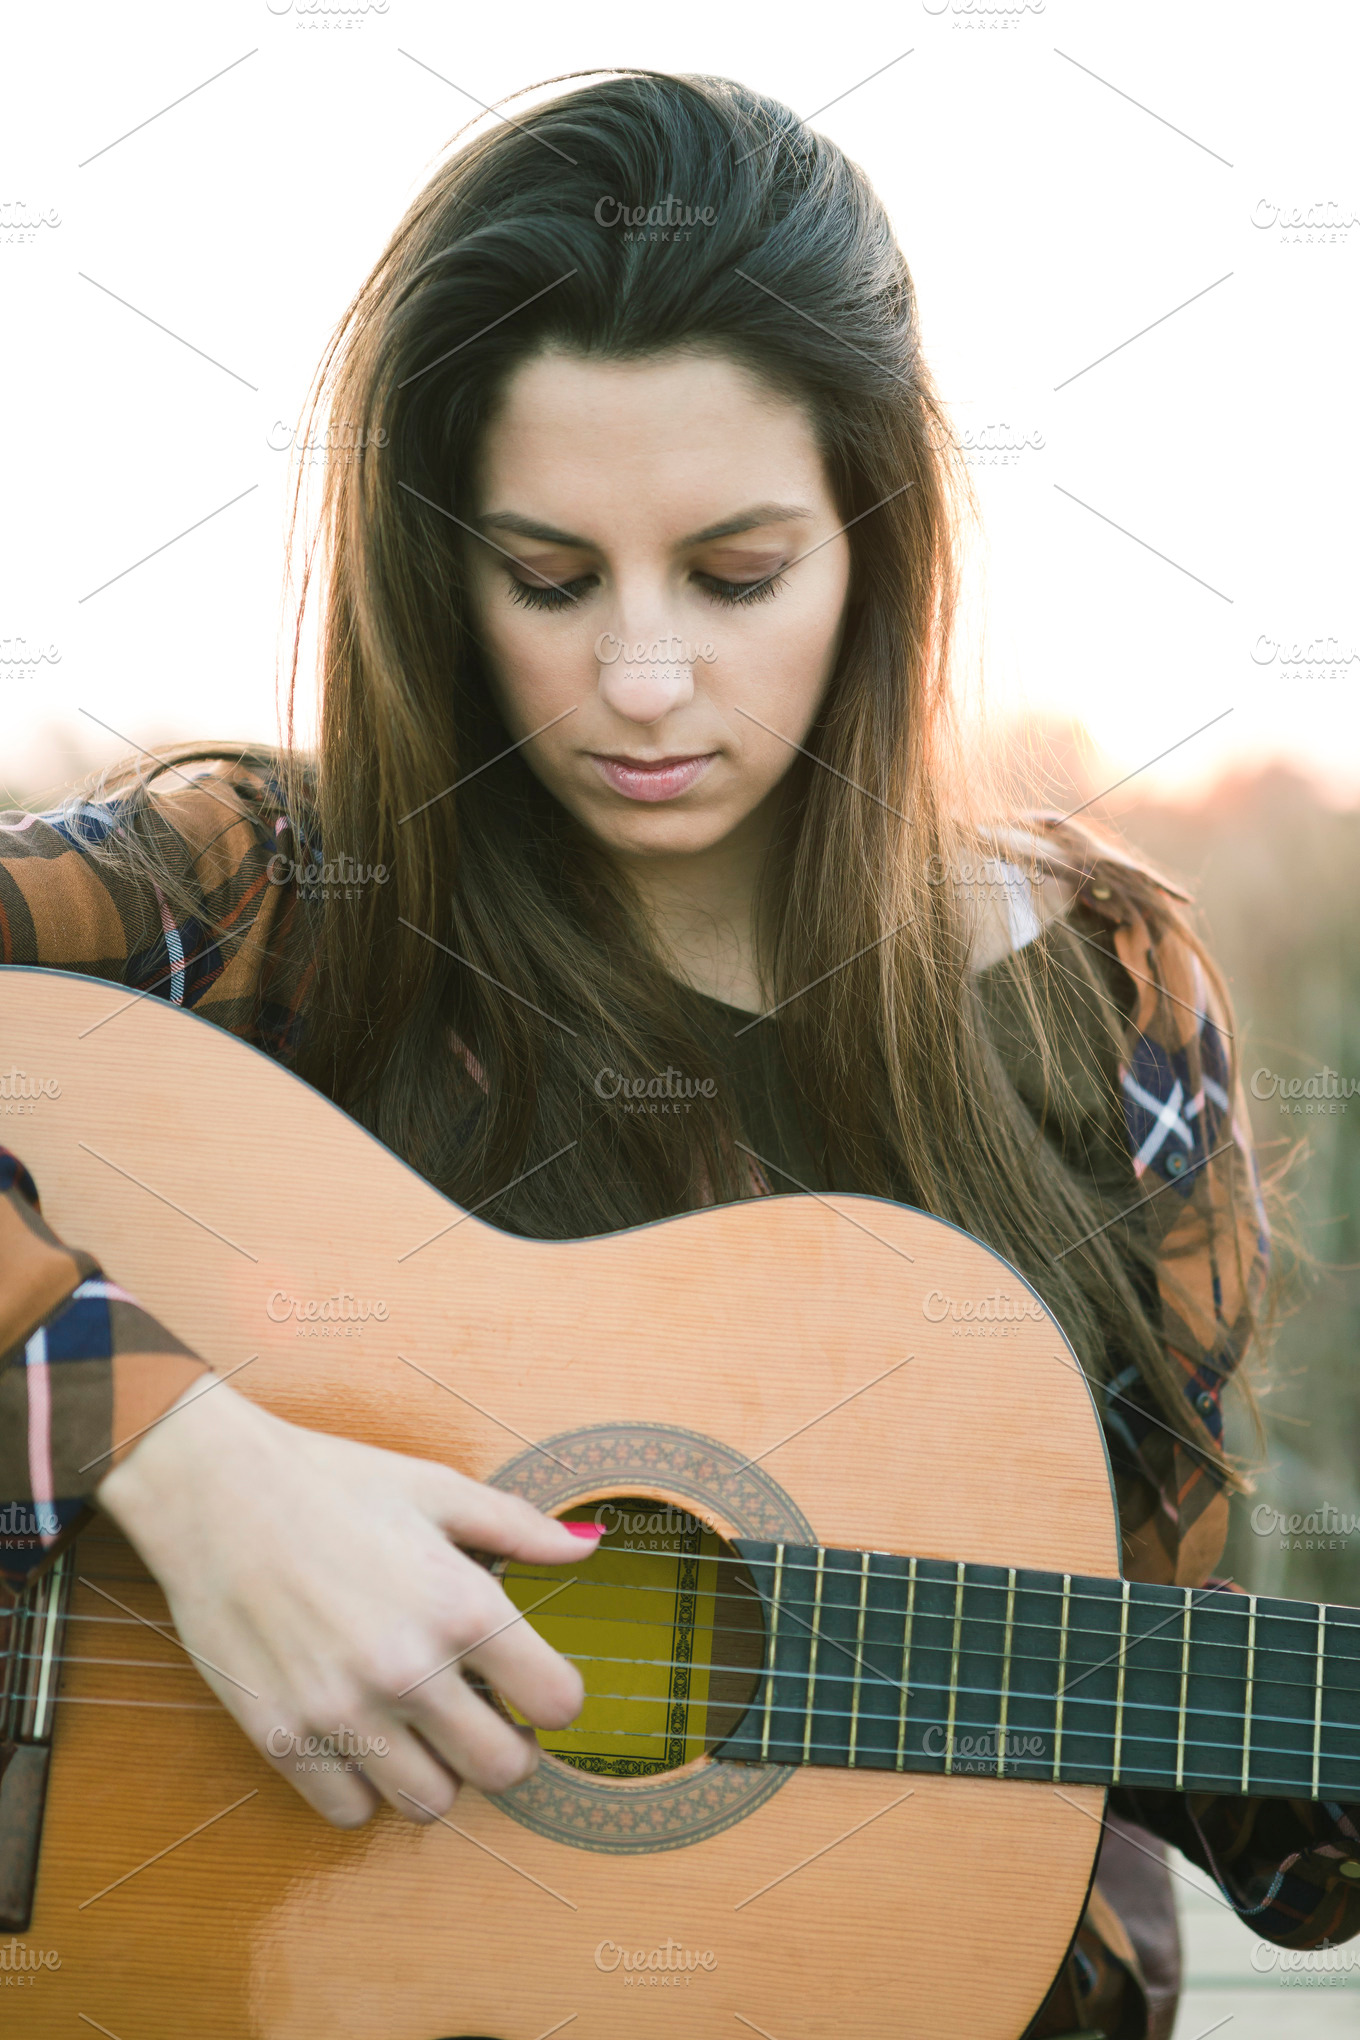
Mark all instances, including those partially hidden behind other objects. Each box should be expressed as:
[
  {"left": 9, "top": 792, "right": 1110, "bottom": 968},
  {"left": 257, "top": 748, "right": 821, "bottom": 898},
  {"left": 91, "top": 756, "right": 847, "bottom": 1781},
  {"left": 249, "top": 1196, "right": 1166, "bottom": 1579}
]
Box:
[{"left": 96, "top": 1378, "right": 266, "bottom": 1543}]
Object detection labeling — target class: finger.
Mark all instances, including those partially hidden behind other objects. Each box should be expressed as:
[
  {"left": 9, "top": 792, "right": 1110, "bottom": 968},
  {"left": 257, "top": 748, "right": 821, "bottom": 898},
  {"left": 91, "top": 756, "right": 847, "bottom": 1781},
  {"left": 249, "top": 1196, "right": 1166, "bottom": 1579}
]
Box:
[
  {"left": 256, "top": 1728, "right": 383, "bottom": 1828},
  {"left": 460, "top": 1584, "right": 585, "bottom": 1731},
  {"left": 382, "top": 1552, "right": 585, "bottom": 1731},
  {"left": 405, "top": 1669, "right": 545, "bottom": 1796},
  {"left": 411, "top": 1560, "right": 586, "bottom": 1729},
  {"left": 415, "top": 1466, "right": 605, "bottom": 1565},
  {"left": 197, "top": 1667, "right": 388, "bottom": 1830},
  {"left": 344, "top": 1721, "right": 462, "bottom": 1826}
]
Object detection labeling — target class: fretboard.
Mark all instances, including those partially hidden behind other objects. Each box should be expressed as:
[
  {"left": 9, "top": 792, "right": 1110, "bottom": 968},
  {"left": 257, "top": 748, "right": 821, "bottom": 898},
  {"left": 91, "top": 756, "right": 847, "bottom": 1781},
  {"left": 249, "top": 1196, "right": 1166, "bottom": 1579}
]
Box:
[{"left": 719, "top": 1545, "right": 1360, "bottom": 1800}]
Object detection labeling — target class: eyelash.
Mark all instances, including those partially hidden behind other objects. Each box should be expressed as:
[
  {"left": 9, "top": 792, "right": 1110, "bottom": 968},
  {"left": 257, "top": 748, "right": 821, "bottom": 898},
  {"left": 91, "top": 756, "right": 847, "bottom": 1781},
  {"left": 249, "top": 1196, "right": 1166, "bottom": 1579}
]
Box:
[
  {"left": 506, "top": 574, "right": 595, "bottom": 613},
  {"left": 505, "top": 569, "right": 789, "bottom": 613}
]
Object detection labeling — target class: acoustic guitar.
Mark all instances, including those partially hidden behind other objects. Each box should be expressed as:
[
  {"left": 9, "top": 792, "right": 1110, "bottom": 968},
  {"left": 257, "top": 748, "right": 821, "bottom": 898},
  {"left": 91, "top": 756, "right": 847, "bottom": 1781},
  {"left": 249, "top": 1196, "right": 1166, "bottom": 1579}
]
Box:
[{"left": 0, "top": 966, "right": 1356, "bottom": 2038}]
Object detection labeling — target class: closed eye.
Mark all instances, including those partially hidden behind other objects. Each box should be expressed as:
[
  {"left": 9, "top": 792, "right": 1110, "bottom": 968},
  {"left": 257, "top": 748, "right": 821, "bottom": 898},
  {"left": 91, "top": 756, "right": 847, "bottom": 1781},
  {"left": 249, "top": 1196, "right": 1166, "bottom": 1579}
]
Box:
[
  {"left": 693, "top": 570, "right": 787, "bottom": 607},
  {"left": 506, "top": 572, "right": 597, "bottom": 612}
]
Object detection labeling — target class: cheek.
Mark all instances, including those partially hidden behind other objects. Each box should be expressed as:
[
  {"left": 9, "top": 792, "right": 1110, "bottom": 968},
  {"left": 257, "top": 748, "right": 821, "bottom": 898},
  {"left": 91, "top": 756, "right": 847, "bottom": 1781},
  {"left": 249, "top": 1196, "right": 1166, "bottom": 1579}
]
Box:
[
  {"left": 723, "top": 580, "right": 845, "bottom": 747},
  {"left": 479, "top": 605, "right": 588, "bottom": 737}
]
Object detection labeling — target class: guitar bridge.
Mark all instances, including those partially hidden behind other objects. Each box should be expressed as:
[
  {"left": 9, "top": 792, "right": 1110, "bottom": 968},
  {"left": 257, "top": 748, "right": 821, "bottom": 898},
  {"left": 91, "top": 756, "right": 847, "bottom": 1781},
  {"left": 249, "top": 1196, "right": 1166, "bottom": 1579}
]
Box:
[{"left": 0, "top": 1548, "right": 72, "bottom": 1930}]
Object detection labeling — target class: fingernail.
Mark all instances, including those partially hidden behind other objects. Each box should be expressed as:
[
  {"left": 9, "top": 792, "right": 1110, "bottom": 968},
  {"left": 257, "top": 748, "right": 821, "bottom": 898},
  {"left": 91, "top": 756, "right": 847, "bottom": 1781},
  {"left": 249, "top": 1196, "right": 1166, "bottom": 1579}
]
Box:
[{"left": 564, "top": 1521, "right": 604, "bottom": 1540}]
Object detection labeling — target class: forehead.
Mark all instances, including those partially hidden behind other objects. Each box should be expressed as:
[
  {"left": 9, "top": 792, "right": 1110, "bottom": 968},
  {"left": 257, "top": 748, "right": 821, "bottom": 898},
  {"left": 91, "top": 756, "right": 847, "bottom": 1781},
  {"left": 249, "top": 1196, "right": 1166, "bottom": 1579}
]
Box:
[{"left": 476, "top": 348, "right": 830, "bottom": 536}]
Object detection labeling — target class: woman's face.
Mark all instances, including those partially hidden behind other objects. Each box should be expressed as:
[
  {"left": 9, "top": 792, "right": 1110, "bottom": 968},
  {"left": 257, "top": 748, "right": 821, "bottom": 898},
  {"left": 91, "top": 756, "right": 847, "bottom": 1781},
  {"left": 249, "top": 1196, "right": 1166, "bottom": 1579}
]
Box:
[{"left": 464, "top": 348, "right": 852, "bottom": 863}]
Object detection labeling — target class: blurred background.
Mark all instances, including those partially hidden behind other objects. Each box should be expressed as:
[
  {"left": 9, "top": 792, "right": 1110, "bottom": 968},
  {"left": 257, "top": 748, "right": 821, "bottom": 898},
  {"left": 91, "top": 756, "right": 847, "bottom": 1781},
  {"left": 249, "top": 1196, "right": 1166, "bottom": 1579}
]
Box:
[{"left": 4, "top": 3, "right": 1357, "bottom": 2026}]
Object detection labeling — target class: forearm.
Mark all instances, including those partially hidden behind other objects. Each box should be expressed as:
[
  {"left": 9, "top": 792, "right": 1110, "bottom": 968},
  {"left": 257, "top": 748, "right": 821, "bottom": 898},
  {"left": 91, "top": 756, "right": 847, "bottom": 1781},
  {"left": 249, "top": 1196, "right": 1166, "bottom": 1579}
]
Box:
[{"left": 1111, "top": 1782, "right": 1360, "bottom": 1947}]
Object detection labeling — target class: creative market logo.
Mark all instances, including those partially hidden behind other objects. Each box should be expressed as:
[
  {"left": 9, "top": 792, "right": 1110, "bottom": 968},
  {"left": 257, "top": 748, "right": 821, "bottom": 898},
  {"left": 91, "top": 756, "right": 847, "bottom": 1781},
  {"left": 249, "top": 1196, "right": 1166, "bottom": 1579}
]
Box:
[
  {"left": 0, "top": 202, "right": 62, "bottom": 246},
  {"left": 1250, "top": 1502, "right": 1360, "bottom": 1552},
  {"left": 922, "top": 0, "right": 1045, "bottom": 25},
  {"left": 0, "top": 638, "right": 61, "bottom": 670},
  {"left": 1251, "top": 199, "right": 1357, "bottom": 245},
  {"left": 267, "top": 419, "right": 388, "bottom": 464},
  {"left": 593, "top": 195, "right": 718, "bottom": 242},
  {"left": 1251, "top": 635, "right": 1358, "bottom": 681},
  {"left": 1250, "top": 1067, "right": 1357, "bottom": 1116},
  {"left": 266, "top": 0, "right": 389, "bottom": 24},
  {"left": 922, "top": 1288, "right": 1047, "bottom": 1336},
  {"left": 594, "top": 1937, "right": 717, "bottom": 1986},
  {"left": 267, "top": 1289, "right": 390, "bottom": 1336},
  {"left": 0, "top": 1069, "right": 62, "bottom": 1116}
]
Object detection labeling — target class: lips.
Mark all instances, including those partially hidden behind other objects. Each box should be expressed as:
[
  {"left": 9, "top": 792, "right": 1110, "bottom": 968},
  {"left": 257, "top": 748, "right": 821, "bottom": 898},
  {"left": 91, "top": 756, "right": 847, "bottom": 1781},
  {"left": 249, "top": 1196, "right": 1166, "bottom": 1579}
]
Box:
[{"left": 589, "top": 754, "right": 717, "bottom": 803}]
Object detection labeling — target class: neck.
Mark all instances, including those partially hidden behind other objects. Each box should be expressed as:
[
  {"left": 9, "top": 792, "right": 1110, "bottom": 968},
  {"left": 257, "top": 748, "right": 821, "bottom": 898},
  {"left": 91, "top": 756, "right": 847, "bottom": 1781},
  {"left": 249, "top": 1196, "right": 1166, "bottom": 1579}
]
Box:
[
  {"left": 612, "top": 795, "right": 779, "bottom": 1014},
  {"left": 718, "top": 1541, "right": 1360, "bottom": 1802}
]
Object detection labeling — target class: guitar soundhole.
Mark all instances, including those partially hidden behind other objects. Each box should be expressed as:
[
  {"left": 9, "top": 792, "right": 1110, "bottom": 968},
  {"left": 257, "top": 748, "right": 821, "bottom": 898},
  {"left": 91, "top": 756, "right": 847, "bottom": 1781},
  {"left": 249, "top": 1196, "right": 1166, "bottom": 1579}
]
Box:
[{"left": 500, "top": 1494, "right": 765, "bottom": 1777}]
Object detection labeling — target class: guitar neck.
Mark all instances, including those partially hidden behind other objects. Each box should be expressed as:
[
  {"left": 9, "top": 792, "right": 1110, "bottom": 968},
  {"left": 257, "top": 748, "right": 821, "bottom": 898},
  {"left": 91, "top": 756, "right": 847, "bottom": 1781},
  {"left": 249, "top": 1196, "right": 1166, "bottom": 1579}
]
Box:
[{"left": 722, "top": 1544, "right": 1360, "bottom": 1801}]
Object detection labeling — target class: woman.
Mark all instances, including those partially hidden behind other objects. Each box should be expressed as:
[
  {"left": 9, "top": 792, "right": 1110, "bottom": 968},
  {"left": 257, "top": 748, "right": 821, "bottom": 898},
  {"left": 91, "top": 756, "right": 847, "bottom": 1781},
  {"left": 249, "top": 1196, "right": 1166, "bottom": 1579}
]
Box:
[{"left": 2, "top": 70, "right": 1356, "bottom": 2038}]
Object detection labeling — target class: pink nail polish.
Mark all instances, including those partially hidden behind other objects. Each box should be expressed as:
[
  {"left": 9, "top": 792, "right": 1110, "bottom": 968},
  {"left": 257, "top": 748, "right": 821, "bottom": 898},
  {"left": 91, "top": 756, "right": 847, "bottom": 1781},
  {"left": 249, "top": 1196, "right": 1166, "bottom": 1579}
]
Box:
[{"left": 564, "top": 1521, "right": 604, "bottom": 1539}]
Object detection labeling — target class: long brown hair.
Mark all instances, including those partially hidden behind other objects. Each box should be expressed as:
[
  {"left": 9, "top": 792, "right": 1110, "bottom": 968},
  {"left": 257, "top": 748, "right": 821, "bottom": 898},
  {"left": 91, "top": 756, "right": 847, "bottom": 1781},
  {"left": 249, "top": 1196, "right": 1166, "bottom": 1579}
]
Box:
[{"left": 88, "top": 74, "right": 1268, "bottom": 1481}]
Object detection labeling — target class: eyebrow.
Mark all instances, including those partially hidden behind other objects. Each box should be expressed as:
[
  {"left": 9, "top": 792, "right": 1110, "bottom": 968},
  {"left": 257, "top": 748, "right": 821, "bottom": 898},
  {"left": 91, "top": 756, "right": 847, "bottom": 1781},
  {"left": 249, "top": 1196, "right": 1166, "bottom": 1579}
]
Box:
[{"left": 477, "top": 502, "right": 815, "bottom": 550}]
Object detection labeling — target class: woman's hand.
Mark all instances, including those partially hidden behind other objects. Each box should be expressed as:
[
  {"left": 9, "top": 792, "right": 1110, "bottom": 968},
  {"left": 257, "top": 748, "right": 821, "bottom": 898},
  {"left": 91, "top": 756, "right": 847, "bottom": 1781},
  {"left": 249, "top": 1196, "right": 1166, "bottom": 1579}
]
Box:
[{"left": 95, "top": 1380, "right": 596, "bottom": 1828}]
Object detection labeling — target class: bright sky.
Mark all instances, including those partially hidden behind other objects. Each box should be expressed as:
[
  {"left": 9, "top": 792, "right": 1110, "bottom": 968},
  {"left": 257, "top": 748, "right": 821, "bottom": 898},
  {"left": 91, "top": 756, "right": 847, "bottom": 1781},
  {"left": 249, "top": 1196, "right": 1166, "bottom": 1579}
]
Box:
[{"left": 4, "top": 0, "right": 1358, "bottom": 807}]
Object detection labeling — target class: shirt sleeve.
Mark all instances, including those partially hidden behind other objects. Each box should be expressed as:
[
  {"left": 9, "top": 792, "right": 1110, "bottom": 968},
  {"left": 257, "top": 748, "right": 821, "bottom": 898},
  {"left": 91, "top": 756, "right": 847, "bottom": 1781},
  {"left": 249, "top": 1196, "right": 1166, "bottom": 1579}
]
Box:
[
  {"left": 1039, "top": 825, "right": 1360, "bottom": 1949},
  {"left": 0, "top": 760, "right": 303, "bottom": 1594},
  {"left": 1110, "top": 1780, "right": 1360, "bottom": 1950},
  {"left": 1086, "top": 880, "right": 1265, "bottom": 1590},
  {"left": 0, "top": 1148, "right": 210, "bottom": 1589}
]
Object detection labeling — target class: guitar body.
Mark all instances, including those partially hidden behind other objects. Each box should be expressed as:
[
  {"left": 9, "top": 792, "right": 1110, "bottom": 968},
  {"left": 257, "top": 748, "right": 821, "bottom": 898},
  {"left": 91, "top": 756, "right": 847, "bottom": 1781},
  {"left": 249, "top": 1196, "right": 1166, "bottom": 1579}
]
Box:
[{"left": 1, "top": 969, "right": 1120, "bottom": 2038}]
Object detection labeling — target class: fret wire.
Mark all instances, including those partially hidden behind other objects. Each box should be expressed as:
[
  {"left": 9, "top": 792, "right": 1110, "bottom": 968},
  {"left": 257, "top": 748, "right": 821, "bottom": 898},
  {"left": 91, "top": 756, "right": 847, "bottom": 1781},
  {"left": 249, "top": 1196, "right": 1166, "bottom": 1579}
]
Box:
[
  {"left": 1175, "top": 1585, "right": 1192, "bottom": 1792},
  {"left": 1052, "top": 1575, "right": 1071, "bottom": 1782},
  {"left": 943, "top": 1560, "right": 965, "bottom": 1778},
  {"left": 895, "top": 1557, "right": 917, "bottom": 1771},
  {"left": 31, "top": 1552, "right": 66, "bottom": 1742},
  {"left": 1242, "top": 1592, "right": 1256, "bottom": 1792},
  {"left": 1312, "top": 1605, "right": 1327, "bottom": 1799},
  {"left": 1112, "top": 1579, "right": 1130, "bottom": 1786},
  {"left": 848, "top": 1552, "right": 869, "bottom": 1769},
  {"left": 759, "top": 1543, "right": 783, "bottom": 1762},
  {"left": 996, "top": 1568, "right": 1016, "bottom": 1781},
  {"left": 802, "top": 1547, "right": 826, "bottom": 1765}
]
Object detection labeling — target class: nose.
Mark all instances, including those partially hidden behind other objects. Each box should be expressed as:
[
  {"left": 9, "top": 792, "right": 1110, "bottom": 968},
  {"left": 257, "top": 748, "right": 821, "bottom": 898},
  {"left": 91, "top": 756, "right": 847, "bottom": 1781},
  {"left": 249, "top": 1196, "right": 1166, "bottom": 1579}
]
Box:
[{"left": 595, "top": 629, "right": 696, "bottom": 724}]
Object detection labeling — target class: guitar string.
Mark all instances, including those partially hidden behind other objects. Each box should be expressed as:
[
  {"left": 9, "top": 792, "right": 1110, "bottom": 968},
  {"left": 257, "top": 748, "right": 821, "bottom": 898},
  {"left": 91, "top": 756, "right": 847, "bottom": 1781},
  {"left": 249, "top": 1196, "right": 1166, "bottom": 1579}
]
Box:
[
  {"left": 21, "top": 1600, "right": 1357, "bottom": 1703},
  {"left": 26, "top": 1597, "right": 1360, "bottom": 1698},
  {"left": 20, "top": 1598, "right": 1359, "bottom": 1702},
  {"left": 550, "top": 1654, "right": 1360, "bottom": 1750},
  {"left": 21, "top": 1639, "right": 1359, "bottom": 1783},
  {"left": 56, "top": 1559, "right": 1360, "bottom": 1664},
  {"left": 21, "top": 1688, "right": 1356, "bottom": 1796},
  {"left": 15, "top": 1641, "right": 1357, "bottom": 1750},
  {"left": 494, "top": 1570, "right": 1353, "bottom": 1666},
  {"left": 480, "top": 1690, "right": 1360, "bottom": 1782}
]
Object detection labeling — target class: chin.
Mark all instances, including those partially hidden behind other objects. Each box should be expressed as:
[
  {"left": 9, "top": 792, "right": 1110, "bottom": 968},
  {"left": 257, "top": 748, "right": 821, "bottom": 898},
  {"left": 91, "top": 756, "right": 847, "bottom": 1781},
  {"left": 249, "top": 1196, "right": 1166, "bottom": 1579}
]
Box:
[{"left": 580, "top": 800, "right": 741, "bottom": 858}]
